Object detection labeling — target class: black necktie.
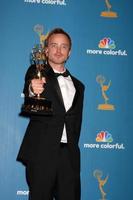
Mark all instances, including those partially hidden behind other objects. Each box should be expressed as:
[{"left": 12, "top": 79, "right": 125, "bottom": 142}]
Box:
[{"left": 54, "top": 70, "right": 70, "bottom": 78}]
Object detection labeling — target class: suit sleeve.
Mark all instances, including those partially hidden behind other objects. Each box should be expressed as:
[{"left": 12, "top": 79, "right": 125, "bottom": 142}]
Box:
[{"left": 23, "top": 65, "right": 37, "bottom": 97}]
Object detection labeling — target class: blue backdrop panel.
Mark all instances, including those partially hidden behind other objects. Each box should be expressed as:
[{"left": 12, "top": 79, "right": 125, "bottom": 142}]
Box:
[{"left": 0, "top": 0, "right": 133, "bottom": 200}]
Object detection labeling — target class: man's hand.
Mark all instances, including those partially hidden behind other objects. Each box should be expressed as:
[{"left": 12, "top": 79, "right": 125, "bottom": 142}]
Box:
[{"left": 30, "top": 77, "right": 46, "bottom": 95}]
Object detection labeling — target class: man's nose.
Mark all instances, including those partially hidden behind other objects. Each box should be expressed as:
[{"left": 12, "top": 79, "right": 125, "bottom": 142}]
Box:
[{"left": 56, "top": 46, "right": 61, "bottom": 52}]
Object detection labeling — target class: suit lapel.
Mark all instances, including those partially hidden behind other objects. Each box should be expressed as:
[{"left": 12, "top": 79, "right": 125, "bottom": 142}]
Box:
[
  {"left": 45, "top": 65, "right": 65, "bottom": 109},
  {"left": 52, "top": 77, "right": 65, "bottom": 108},
  {"left": 66, "top": 76, "right": 79, "bottom": 113}
]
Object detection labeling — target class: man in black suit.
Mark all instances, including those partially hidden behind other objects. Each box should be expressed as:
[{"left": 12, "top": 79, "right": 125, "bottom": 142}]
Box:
[{"left": 17, "top": 28, "right": 85, "bottom": 200}]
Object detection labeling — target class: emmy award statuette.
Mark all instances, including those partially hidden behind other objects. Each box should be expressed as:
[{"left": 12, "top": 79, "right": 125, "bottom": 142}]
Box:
[
  {"left": 21, "top": 41, "right": 53, "bottom": 116},
  {"left": 21, "top": 24, "right": 52, "bottom": 115},
  {"left": 21, "top": 63, "right": 53, "bottom": 115}
]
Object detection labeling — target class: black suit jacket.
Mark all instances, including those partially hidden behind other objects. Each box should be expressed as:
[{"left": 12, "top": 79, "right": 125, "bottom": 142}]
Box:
[{"left": 17, "top": 64, "right": 84, "bottom": 172}]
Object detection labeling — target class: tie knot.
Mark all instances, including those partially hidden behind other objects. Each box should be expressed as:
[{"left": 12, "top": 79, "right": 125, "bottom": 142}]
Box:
[{"left": 54, "top": 70, "right": 70, "bottom": 78}]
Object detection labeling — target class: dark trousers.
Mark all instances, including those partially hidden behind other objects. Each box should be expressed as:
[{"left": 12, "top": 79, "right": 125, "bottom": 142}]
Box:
[{"left": 26, "top": 144, "right": 80, "bottom": 200}]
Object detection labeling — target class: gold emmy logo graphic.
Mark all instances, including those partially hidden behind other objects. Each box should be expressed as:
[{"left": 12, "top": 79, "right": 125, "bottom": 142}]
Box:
[
  {"left": 93, "top": 170, "right": 109, "bottom": 200},
  {"left": 34, "top": 24, "right": 49, "bottom": 48},
  {"left": 101, "top": 0, "right": 118, "bottom": 18},
  {"left": 96, "top": 75, "right": 115, "bottom": 111}
]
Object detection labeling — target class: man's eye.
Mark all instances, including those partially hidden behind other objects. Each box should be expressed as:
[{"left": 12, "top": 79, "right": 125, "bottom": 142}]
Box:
[
  {"left": 62, "top": 45, "right": 69, "bottom": 49},
  {"left": 51, "top": 44, "right": 57, "bottom": 48}
]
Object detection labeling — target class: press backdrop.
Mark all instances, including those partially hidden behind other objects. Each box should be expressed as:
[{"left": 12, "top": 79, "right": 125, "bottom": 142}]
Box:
[{"left": 0, "top": 0, "right": 133, "bottom": 200}]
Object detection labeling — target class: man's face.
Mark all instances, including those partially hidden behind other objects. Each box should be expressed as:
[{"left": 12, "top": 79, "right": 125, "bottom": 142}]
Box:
[{"left": 45, "top": 33, "right": 71, "bottom": 66}]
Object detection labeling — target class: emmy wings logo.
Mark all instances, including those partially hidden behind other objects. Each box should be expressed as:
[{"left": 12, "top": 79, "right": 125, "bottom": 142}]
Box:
[
  {"left": 84, "top": 131, "right": 125, "bottom": 150},
  {"left": 24, "top": 0, "right": 67, "bottom": 6},
  {"left": 101, "top": 0, "right": 118, "bottom": 18},
  {"left": 93, "top": 170, "right": 109, "bottom": 200},
  {"left": 30, "top": 24, "right": 48, "bottom": 64},
  {"left": 33, "top": 24, "right": 48, "bottom": 47},
  {"left": 87, "top": 37, "right": 128, "bottom": 56},
  {"left": 96, "top": 75, "right": 115, "bottom": 111}
]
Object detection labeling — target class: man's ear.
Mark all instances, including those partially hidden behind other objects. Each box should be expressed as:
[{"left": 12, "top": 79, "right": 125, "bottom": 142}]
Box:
[
  {"left": 67, "top": 50, "right": 71, "bottom": 59},
  {"left": 45, "top": 48, "right": 48, "bottom": 56}
]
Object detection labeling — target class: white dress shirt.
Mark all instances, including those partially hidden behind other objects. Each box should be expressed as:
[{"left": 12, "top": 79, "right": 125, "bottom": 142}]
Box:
[{"left": 54, "top": 69, "right": 76, "bottom": 143}]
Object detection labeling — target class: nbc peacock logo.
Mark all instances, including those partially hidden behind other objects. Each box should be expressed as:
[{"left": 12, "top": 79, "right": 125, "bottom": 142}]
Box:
[
  {"left": 98, "top": 37, "right": 116, "bottom": 49},
  {"left": 96, "top": 131, "right": 113, "bottom": 143}
]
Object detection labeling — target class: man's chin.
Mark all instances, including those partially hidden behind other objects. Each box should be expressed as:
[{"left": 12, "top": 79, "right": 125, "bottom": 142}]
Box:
[{"left": 49, "top": 59, "right": 66, "bottom": 65}]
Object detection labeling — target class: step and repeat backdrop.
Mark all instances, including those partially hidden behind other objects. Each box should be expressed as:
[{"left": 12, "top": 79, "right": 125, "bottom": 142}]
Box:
[{"left": 0, "top": 0, "right": 133, "bottom": 200}]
